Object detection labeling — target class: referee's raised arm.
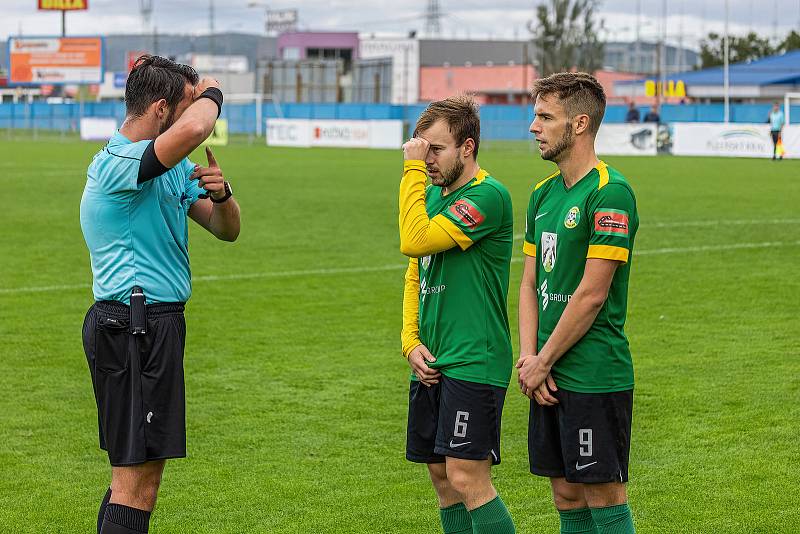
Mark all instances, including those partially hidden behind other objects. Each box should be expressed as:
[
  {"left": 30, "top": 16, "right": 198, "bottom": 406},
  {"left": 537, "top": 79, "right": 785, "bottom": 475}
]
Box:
[{"left": 153, "top": 77, "right": 222, "bottom": 169}]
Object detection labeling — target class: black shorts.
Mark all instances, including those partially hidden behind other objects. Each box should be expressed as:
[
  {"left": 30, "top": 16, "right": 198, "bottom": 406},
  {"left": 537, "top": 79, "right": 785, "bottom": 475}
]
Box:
[
  {"left": 82, "top": 300, "right": 187, "bottom": 466},
  {"left": 406, "top": 374, "right": 506, "bottom": 465},
  {"left": 529, "top": 389, "right": 633, "bottom": 483}
]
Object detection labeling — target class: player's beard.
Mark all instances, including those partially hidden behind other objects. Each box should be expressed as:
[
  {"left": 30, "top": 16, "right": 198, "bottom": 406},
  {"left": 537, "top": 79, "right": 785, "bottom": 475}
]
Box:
[
  {"left": 541, "top": 123, "right": 574, "bottom": 162},
  {"left": 431, "top": 157, "right": 464, "bottom": 187},
  {"left": 158, "top": 106, "right": 178, "bottom": 135}
]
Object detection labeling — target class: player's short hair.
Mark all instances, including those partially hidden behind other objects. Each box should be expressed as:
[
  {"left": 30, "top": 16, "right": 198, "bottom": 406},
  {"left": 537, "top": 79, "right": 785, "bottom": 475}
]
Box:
[
  {"left": 531, "top": 72, "right": 606, "bottom": 135},
  {"left": 125, "top": 55, "right": 199, "bottom": 118},
  {"left": 414, "top": 94, "right": 481, "bottom": 159}
]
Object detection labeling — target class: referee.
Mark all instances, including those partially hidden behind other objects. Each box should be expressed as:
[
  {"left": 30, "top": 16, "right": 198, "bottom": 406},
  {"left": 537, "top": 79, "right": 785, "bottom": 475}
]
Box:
[{"left": 80, "top": 55, "right": 240, "bottom": 534}]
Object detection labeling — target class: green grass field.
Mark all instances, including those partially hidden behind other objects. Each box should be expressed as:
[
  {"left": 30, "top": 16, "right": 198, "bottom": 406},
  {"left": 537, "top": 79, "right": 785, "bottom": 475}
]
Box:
[{"left": 1, "top": 136, "right": 798, "bottom": 533}]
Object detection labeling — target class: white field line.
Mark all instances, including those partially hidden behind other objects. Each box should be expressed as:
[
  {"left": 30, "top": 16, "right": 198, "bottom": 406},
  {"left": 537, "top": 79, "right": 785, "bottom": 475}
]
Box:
[{"left": 1, "top": 240, "right": 799, "bottom": 296}]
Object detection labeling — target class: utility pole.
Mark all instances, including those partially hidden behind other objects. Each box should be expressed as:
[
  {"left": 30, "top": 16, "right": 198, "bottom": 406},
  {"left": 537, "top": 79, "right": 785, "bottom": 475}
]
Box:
[
  {"left": 635, "top": 0, "right": 641, "bottom": 73},
  {"left": 209, "top": 0, "right": 216, "bottom": 57},
  {"left": 724, "top": 0, "right": 730, "bottom": 123},
  {"left": 659, "top": 0, "right": 667, "bottom": 104},
  {"left": 140, "top": 0, "right": 154, "bottom": 52}
]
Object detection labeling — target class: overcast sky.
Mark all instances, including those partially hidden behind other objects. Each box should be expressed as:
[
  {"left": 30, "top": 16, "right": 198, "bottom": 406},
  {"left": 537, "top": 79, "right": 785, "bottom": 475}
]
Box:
[{"left": 3, "top": 0, "right": 799, "bottom": 50}]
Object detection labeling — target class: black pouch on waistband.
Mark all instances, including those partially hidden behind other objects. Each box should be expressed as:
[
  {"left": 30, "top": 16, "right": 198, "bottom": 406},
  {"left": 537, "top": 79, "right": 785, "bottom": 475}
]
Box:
[{"left": 130, "top": 286, "right": 147, "bottom": 335}]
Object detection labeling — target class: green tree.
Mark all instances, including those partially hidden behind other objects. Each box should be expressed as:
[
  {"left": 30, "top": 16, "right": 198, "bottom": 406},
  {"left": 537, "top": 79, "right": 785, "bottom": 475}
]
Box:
[
  {"left": 528, "top": 0, "right": 605, "bottom": 76},
  {"left": 778, "top": 30, "right": 800, "bottom": 53},
  {"left": 699, "top": 32, "right": 775, "bottom": 68}
]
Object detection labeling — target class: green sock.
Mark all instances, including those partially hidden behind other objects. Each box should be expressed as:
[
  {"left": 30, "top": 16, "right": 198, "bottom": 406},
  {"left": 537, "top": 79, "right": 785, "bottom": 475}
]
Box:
[
  {"left": 590, "top": 503, "right": 635, "bottom": 534},
  {"left": 440, "top": 503, "right": 472, "bottom": 534},
  {"left": 559, "top": 507, "right": 598, "bottom": 533},
  {"left": 469, "top": 495, "right": 515, "bottom": 534}
]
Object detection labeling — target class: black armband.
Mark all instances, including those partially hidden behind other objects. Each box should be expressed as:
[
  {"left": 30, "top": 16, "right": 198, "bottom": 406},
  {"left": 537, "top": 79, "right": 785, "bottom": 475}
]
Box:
[
  {"left": 197, "top": 87, "right": 223, "bottom": 118},
  {"left": 137, "top": 141, "right": 171, "bottom": 184}
]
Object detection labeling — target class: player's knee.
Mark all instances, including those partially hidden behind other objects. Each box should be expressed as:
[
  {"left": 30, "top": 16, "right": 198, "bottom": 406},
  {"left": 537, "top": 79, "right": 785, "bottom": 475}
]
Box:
[
  {"left": 553, "top": 491, "right": 587, "bottom": 510},
  {"left": 584, "top": 482, "right": 626, "bottom": 508},
  {"left": 428, "top": 464, "right": 449, "bottom": 490},
  {"left": 113, "top": 471, "right": 163, "bottom": 509},
  {"left": 445, "top": 466, "right": 481, "bottom": 497},
  {"left": 552, "top": 485, "right": 587, "bottom": 510}
]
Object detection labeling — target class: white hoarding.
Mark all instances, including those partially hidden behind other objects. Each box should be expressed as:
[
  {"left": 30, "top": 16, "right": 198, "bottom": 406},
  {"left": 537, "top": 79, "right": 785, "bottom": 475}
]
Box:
[
  {"left": 266, "top": 119, "right": 403, "bottom": 149},
  {"left": 266, "top": 118, "right": 312, "bottom": 147},
  {"left": 671, "top": 123, "right": 774, "bottom": 158},
  {"left": 80, "top": 117, "right": 117, "bottom": 141},
  {"left": 595, "top": 124, "right": 657, "bottom": 156}
]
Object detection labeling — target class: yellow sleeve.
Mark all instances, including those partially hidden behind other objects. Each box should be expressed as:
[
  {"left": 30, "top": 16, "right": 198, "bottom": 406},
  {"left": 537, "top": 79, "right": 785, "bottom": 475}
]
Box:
[
  {"left": 523, "top": 242, "right": 536, "bottom": 257},
  {"left": 401, "top": 257, "right": 422, "bottom": 358},
  {"left": 398, "top": 160, "right": 460, "bottom": 257}
]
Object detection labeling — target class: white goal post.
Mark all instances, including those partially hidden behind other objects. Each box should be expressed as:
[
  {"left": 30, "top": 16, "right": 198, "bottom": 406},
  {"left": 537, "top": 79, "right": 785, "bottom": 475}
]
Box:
[
  {"left": 224, "top": 93, "right": 283, "bottom": 137},
  {"left": 783, "top": 92, "right": 800, "bottom": 125}
]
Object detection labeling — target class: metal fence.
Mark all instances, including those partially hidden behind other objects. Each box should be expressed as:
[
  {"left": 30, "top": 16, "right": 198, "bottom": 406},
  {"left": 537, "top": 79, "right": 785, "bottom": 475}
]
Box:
[{"left": 2, "top": 101, "right": 799, "bottom": 141}]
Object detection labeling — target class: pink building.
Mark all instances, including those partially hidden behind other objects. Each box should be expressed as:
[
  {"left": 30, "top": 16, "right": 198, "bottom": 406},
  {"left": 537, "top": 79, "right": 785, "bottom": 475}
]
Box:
[
  {"left": 420, "top": 65, "right": 650, "bottom": 105},
  {"left": 420, "top": 64, "right": 538, "bottom": 104}
]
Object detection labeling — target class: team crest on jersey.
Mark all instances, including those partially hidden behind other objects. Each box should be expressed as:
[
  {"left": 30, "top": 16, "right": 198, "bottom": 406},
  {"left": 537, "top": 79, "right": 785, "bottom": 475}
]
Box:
[
  {"left": 594, "top": 209, "right": 629, "bottom": 236},
  {"left": 449, "top": 199, "right": 485, "bottom": 230},
  {"left": 421, "top": 255, "right": 431, "bottom": 270},
  {"left": 564, "top": 206, "right": 580, "bottom": 229},
  {"left": 541, "top": 232, "right": 557, "bottom": 272}
]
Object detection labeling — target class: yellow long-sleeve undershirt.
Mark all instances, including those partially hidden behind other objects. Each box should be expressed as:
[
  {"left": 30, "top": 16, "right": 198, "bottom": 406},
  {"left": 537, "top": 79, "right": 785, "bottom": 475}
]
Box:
[
  {"left": 398, "top": 160, "right": 463, "bottom": 257},
  {"left": 401, "top": 258, "right": 421, "bottom": 357}
]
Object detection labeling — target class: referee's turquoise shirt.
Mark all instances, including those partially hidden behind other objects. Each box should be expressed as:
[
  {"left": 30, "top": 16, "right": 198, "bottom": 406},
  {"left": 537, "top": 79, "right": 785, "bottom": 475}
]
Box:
[{"left": 80, "top": 131, "right": 205, "bottom": 305}]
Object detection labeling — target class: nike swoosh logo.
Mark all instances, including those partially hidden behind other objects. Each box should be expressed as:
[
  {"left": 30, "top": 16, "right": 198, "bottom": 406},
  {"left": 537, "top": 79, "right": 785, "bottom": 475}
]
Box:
[
  {"left": 449, "top": 440, "right": 472, "bottom": 448},
  {"left": 535, "top": 212, "right": 549, "bottom": 221},
  {"left": 575, "top": 461, "right": 597, "bottom": 471}
]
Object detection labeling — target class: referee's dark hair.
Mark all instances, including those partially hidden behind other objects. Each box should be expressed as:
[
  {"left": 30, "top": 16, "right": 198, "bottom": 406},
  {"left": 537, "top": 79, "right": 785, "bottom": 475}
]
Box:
[
  {"left": 125, "top": 55, "right": 199, "bottom": 118},
  {"left": 532, "top": 72, "right": 606, "bottom": 135},
  {"left": 415, "top": 94, "right": 481, "bottom": 159}
]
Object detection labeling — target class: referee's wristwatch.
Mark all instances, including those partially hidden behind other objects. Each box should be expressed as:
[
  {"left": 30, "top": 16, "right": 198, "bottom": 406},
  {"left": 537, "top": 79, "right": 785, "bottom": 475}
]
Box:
[{"left": 210, "top": 181, "right": 233, "bottom": 203}]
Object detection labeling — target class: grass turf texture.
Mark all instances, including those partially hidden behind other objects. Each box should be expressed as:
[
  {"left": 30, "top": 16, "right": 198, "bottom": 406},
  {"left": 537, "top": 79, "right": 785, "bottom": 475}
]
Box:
[{"left": 1, "top": 137, "right": 798, "bottom": 533}]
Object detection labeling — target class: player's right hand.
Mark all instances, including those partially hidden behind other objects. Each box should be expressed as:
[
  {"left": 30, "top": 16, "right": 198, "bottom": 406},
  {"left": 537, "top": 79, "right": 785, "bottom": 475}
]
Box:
[
  {"left": 532, "top": 374, "right": 559, "bottom": 406},
  {"left": 194, "top": 77, "right": 220, "bottom": 99},
  {"left": 402, "top": 137, "right": 430, "bottom": 161},
  {"left": 407, "top": 344, "right": 441, "bottom": 387}
]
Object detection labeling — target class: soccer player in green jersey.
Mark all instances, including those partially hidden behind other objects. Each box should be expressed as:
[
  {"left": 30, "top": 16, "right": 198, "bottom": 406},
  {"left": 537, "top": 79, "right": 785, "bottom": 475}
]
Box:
[
  {"left": 398, "top": 96, "right": 516, "bottom": 533},
  {"left": 517, "top": 72, "right": 639, "bottom": 534}
]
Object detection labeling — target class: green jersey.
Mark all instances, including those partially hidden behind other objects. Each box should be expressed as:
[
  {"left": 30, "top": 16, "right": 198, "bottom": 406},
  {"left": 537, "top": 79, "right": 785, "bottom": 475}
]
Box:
[
  {"left": 417, "top": 170, "right": 514, "bottom": 388},
  {"left": 523, "top": 161, "right": 638, "bottom": 393}
]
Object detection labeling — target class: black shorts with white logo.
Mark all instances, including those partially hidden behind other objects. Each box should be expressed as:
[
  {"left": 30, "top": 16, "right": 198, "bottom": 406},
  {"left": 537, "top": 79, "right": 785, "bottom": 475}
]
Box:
[
  {"left": 82, "top": 300, "right": 187, "bottom": 466},
  {"left": 529, "top": 388, "right": 633, "bottom": 483},
  {"left": 406, "top": 374, "right": 507, "bottom": 465}
]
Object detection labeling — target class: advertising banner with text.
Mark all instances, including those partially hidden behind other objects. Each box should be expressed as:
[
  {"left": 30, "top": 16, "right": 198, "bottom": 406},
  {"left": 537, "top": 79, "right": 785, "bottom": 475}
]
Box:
[
  {"left": 266, "top": 119, "right": 403, "bottom": 149},
  {"left": 9, "top": 36, "right": 103, "bottom": 85}
]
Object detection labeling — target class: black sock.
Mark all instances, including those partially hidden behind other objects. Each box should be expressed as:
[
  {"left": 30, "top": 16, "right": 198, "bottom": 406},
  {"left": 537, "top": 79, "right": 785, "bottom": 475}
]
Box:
[
  {"left": 97, "top": 488, "right": 112, "bottom": 534},
  {"left": 100, "top": 503, "right": 151, "bottom": 534}
]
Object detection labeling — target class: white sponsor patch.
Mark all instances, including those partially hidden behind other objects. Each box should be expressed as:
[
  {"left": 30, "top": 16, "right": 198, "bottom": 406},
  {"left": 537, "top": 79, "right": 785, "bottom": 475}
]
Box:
[{"left": 541, "top": 232, "right": 558, "bottom": 272}]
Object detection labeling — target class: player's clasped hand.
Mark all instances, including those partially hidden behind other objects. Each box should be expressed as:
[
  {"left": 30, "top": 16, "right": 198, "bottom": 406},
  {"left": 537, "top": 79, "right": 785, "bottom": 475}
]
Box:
[
  {"left": 190, "top": 147, "right": 226, "bottom": 200},
  {"left": 407, "top": 344, "right": 441, "bottom": 387},
  {"left": 402, "top": 137, "right": 430, "bottom": 161},
  {"left": 516, "top": 354, "right": 559, "bottom": 406}
]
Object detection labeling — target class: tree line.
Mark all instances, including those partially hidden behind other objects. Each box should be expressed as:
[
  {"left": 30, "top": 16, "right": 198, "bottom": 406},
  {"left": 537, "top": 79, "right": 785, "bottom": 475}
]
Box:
[{"left": 529, "top": 0, "right": 800, "bottom": 75}]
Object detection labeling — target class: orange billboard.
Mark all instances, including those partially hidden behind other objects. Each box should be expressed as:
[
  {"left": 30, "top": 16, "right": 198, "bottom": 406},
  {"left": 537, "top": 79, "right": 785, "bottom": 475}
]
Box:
[
  {"left": 38, "top": 0, "right": 88, "bottom": 10},
  {"left": 9, "top": 36, "right": 103, "bottom": 85}
]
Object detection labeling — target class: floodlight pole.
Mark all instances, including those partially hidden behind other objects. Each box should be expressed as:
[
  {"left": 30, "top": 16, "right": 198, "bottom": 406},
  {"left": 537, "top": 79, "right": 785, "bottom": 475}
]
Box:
[
  {"left": 723, "top": 0, "right": 730, "bottom": 123},
  {"left": 61, "top": 9, "right": 66, "bottom": 36}
]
